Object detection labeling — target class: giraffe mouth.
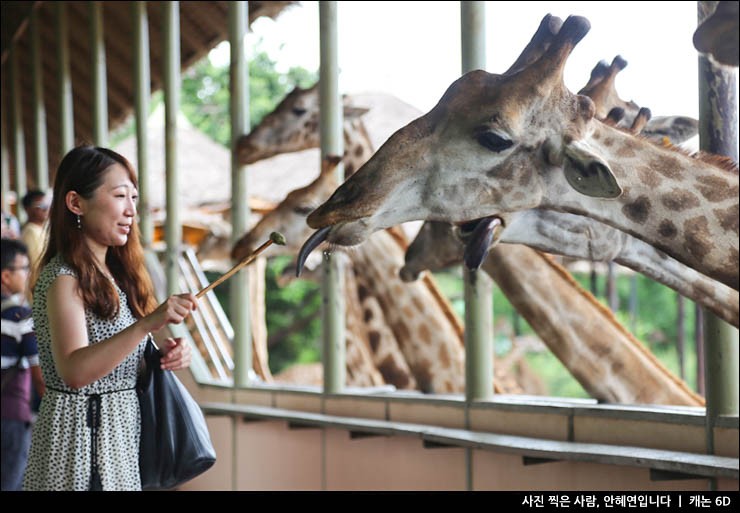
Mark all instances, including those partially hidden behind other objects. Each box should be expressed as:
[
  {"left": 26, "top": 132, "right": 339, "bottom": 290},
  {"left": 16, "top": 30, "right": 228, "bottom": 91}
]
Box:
[
  {"left": 457, "top": 215, "right": 504, "bottom": 270},
  {"left": 296, "top": 218, "right": 374, "bottom": 277}
]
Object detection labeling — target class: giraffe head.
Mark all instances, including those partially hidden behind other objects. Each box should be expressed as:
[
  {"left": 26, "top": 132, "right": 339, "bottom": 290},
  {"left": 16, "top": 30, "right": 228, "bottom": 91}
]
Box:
[
  {"left": 578, "top": 55, "right": 637, "bottom": 119},
  {"left": 237, "top": 83, "right": 369, "bottom": 165},
  {"left": 301, "top": 16, "right": 619, "bottom": 256},
  {"left": 693, "top": 0, "right": 739, "bottom": 68},
  {"left": 232, "top": 84, "right": 373, "bottom": 262},
  {"left": 399, "top": 221, "right": 463, "bottom": 282},
  {"left": 231, "top": 156, "right": 341, "bottom": 261},
  {"left": 578, "top": 56, "right": 697, "bottom": 144}
]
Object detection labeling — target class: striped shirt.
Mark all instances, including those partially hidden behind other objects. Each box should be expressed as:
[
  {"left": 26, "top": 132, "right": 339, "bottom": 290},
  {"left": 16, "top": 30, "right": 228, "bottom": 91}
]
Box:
[{"left": 1, "top": 293, "right": 39, "bottom": 422}]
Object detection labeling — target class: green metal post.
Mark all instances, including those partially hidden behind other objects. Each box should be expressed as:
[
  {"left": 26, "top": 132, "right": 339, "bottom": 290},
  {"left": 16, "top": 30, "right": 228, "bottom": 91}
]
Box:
[
  {"left": 30, "top": 8, "right": 48, "bottom": 192},
  {"left": 1, "top": 97, "right": 9, "bottom": 213},
  {"left": 697, "top": 0, "right": 740, "bottom": 466},
  {"left": 163, "top": 1, "right": 181, "bottom": 296},
  {"left": 89, "top": 1, "right": 108, "bottom": 147},
  {"left": 319, "top": 1, "right": 345, "bottom": 394},
  {"left": 461, "top": 1, "right": 493, "bottom": 403},
  {"left": 229, "top": 0, "right": 253, "bottom": 387},
  {"left": 133, "top": 1, "right": 153, "bottom": 250},
  {"left": 56, "top": 2, "right": 74, "bottom": 157},
  {"left": 10, "top": 46, "right": 27, "bottom": 225}
]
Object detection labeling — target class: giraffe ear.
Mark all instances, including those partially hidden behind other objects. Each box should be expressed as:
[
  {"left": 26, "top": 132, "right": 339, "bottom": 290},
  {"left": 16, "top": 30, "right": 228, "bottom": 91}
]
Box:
[
  {"left": 562, "top": 140, "right": 622, "bottom": 198},
  {"left": 343, "top": 105, "right": 370, "bottom": 119}
]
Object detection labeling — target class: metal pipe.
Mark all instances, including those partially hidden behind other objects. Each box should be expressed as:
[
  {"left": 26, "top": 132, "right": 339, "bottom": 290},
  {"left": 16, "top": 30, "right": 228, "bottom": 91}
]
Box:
[
  {"left": 319, "top": 1, "right": 345, "bottom": 394},
  {"left": 228, "top": 0, "right": 252, "bottom": 387}
]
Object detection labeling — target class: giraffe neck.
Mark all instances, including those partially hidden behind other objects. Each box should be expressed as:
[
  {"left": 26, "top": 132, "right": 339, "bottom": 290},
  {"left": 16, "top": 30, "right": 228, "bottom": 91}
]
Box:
[
  {"left": 349, "top": 229, "right": 466, "bottom": 394},
  {"left": 342, "top": 119, "right": 375, "bottom": 177},
  {"left": 501, "top": 209, "right": 739, "bottom": 327},
  {"left": 483, "top": 246, "right": 703, "bottom": 405},
  {"left": 541, "top": 123, "right": 739, "bottom": 290}
]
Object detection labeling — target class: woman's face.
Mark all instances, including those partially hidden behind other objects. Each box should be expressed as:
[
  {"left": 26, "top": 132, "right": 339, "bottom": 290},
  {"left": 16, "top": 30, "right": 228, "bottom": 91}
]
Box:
[{"left": 79, "top": 163, "right": 138, "bottom": 249}]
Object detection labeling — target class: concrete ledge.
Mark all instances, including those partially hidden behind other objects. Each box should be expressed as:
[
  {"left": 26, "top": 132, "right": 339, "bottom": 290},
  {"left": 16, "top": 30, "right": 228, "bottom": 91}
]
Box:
[{"left": 201, "top": 402, "right": 738, "bottom": 480}]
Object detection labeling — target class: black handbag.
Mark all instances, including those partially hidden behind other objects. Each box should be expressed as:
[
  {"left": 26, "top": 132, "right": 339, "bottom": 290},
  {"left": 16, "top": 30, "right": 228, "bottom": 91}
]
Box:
[{"left": 137, "top": 336, "right": 216, "bottom": 490}]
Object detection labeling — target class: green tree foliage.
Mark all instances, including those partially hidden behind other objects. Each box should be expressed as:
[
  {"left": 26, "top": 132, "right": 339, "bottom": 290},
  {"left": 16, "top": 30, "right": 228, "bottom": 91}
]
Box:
[
  {"left": 432, "top": 266, "right": 699, "bottom": 398},
  {"left": 263, "top": 256, "right": 322, "bottom": 374},
  {"left": 181, "top": 43, "right": 317, "bottom": 147}
]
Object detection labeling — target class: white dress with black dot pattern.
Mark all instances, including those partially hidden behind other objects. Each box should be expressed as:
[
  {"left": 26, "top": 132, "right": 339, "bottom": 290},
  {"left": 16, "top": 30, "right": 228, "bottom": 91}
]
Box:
[{"left": 23, "top": 255, "right": 147, "bottom": 491}]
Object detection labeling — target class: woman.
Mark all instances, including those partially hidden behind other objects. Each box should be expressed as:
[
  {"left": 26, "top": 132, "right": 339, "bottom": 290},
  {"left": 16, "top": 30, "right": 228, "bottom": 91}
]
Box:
[{"left": 23, "top": 146, "right": 198, "bottom": 491}]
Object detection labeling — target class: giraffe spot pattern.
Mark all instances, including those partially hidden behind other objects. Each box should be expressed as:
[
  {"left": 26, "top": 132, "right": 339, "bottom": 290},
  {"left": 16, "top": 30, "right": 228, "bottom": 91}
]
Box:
[
  {"left": 621, "top": 195, "right": 651, "bottom": 224},
  {"left": 415, "top": 360, "right": 434, "bottom": 394},
  {"left": 658, "top": 220, "right": 678, "bottom": 239},
  {"left": 695, "top": 175, "right": 737, "bottom": 202},
  {"left": 368, "top": 331, "right": 381, "bottom": 352},
  {"left": 650, "top": 155, "right": 685, "bottom": 180},
  {"left": 683, "top": 216, "right": 714, "bottom": 261},
  {"left": 615, "top": 140, "right": 637, "bottom": 158},
  {"left": 24, "top": 255, "right": 145, "bottom": 491},
  {"left": 378, "top": 355, "right": 412, "bottom": 389},
  {"left": 715, "top": 204, "right": 739, "bottom": 234},
  {"left": 661, "top": 189, "right": 701, "bottom": 211},
  {"left": 438, "top": 344, "right": 450, "bottom": 368},
  {"left": 417, "top": 324, "right": 431, "bottom": 345},
  {"left": 636, "top": 166, "right": 661, "bottom": 187}
]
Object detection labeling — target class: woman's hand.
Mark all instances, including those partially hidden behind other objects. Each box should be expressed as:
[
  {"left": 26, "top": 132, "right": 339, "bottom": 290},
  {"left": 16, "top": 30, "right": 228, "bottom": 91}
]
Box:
[
  {"left": 144, "top": 293, "right": 197, "bottom": 333},
  {"left": 158, "top": 337, "right": 192, "bottom": 371}
]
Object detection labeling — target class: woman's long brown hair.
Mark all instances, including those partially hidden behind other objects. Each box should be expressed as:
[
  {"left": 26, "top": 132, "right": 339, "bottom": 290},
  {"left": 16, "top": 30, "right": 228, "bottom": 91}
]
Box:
[{"left": 31, "top": 145, "right": 157, "bottom": 319}]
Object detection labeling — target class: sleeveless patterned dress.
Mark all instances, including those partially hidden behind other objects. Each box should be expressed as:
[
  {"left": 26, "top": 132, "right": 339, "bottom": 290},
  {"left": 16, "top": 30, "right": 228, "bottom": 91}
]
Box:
[{"left": 23, "top": 255, "right": 147, "bottom": 491}]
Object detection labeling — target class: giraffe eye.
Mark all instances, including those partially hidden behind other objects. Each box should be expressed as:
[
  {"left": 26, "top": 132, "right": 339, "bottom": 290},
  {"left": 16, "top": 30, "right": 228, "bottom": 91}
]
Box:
[
  {"left": 292, "top": 107, "right": 307, "bottom": 116},
  {"left": 477, "top": 131, "right": 513, "bottom": 153},
  {"left": 293, "top": 205, "right": 314, "bottom": 215}
]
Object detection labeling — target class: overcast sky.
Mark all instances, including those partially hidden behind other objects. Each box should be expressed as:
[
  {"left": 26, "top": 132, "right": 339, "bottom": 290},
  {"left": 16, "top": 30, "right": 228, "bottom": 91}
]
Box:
[{"left": 227, "top": 2, "right": 714, "bottom": 118}]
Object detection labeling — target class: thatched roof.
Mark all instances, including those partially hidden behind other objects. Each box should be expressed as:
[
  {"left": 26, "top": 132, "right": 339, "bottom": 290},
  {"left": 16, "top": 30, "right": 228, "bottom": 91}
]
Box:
[
  {"left": 1, "top": 1, "right": 297, "bottom": 189},
  {"left": 114, "top": 90, "right": 422, "bottom": 211}
]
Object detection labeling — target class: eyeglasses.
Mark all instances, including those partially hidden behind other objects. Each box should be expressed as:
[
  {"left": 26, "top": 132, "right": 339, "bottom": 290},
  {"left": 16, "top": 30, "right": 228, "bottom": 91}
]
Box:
[
  {"left": 32, "top": 204, "right": 49, "bottom": 211},
  {"left": 7, "top": 265, "right": 30, "bottom": 273}
]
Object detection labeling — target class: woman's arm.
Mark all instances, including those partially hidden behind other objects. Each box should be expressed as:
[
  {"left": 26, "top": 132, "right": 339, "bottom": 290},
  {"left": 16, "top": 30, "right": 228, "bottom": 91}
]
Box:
[{"left": 47, "top": 275, "right": 196, "bottom": 389}]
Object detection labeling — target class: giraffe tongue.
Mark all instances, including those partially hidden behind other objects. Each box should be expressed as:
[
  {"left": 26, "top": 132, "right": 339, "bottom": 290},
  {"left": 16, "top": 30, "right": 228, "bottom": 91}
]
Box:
[
  {"left": 463, "top": 216, "right": 503, "bottom": 270},
  {"left": 296, "top": 226, "right": 331, "bottom": 277}
]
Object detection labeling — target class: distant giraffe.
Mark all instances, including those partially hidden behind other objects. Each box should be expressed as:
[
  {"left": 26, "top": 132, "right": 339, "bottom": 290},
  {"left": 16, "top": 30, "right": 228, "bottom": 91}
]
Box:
[
  {"left": 234, "top": 87, "right": 523, "bottom": 394},
  {"left": 578, "top": 56, "right": 698, "bottom": 144},
  {"left": 693, "top": 1, "right": 739, "bottom": 68}
]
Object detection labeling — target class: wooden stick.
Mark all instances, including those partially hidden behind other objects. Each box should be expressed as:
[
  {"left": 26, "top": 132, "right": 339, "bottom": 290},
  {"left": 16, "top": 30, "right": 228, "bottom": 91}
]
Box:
[{"left": 196, "top": 231, "right": 285, "bottom": 299}]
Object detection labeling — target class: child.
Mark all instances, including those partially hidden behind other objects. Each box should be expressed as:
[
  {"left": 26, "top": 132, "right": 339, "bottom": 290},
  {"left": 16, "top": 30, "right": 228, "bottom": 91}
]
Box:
[{"left": 1, "top": 238, "right": 45, "bottom": 491}]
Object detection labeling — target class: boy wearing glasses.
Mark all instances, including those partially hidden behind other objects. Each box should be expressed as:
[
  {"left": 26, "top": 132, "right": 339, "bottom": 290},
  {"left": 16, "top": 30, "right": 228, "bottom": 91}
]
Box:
[
  {"left": 21, "top": 190, "right": 50, "bottom": 271},
  {"left": 1, "top": 238, "right": 45, "bottom": 491}
]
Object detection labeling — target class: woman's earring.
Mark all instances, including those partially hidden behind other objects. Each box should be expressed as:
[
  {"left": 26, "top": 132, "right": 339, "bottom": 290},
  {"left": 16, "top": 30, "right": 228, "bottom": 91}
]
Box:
[{"left": 76, "top": 215, "right": 82, "bottom": 230}]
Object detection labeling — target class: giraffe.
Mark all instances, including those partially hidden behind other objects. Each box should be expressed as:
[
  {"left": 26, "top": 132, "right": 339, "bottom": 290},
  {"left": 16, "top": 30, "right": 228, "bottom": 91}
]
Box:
[
  {"left": 484, "top": 208, "right": 739, "bottom": 328},
  {"left": 578, "top": 56, "right": 698, "bottom": 145},
  {"left": 233, "top": 87, "right": 522, "bottom": 394},
  {"left": 693, "top": 1, "right": 739, "bottom": 68},
  {"left": 302, "top": 14, "right": 739, "bottom": 294},
  {"left": 441, "top": 44, "right": 740, "bottom": 327},
  {"left": 400, "top": 220, "right": 704, "bottom": 405}
]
